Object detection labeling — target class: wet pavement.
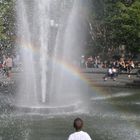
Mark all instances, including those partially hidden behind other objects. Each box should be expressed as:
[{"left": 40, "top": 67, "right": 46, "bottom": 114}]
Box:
[
  {"left": 0, "top": 67, "right": 139, "bottom": 89},
  {"left": 82, "top": 68, "right": 140, "bottom": 88}
]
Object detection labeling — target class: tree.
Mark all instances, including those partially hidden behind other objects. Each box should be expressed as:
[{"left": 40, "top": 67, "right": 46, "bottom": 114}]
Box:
[
  {"left": 0, "top": 0, "right": 16, "bottom": 53},
  {"left": 105, "top": 1, "right": 140, "bottom": 54},
  {"left": 88, "top": 0, "right": 140, "bottom": 59}
]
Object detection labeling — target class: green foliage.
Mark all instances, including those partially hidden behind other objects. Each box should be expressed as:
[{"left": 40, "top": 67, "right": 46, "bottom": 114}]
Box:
[
  {"left": 89, "top": 0, "right": 140, "bottom": 58},
  {"left": 0, "top": 0, "right": 140, "bottom": 57},
  {"left": 0, "top": 0, "right": 16, "bottom": 52}
]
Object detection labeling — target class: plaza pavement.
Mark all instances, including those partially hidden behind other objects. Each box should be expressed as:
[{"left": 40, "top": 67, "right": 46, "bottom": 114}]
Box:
[
  {"left": 0, "top": 67, "right": 139, "bottom": 88},
  {"left": 81, "top": 68, "right": 140, "bottom": 88}
]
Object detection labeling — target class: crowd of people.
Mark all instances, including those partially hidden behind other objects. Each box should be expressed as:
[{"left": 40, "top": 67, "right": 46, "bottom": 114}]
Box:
[
  {"left": 0, "top": 52, "right": 137, "bottom": 81},
  {"left": 80, "top": 55, "right": 102, "bottom": 68},
  {"left": 80, "top": 55, "right": 136, "bottom": 80}
]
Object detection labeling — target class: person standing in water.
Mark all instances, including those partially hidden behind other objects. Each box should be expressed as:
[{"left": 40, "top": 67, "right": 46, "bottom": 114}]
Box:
[{"left": 68, "top": 118, "right": 92, "bottom": 140}]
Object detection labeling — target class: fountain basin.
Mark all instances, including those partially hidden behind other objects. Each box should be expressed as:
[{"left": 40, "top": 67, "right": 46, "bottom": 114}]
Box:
[{"left": 14, "top": 102, "right": 83, "bottom": 115}]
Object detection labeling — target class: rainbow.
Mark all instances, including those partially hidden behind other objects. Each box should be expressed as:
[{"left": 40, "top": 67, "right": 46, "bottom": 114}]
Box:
[{"left": 18, "top": 41, "right": 106, "bottom": 95}]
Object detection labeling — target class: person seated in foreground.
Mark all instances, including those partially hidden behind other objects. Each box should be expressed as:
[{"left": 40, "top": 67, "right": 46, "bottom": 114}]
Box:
[
  {"left": 104, "top": 66, "right": 117, "bottom": 81},
  {"left": 68, "top": 118, "right": 92, "bottom": 140}
]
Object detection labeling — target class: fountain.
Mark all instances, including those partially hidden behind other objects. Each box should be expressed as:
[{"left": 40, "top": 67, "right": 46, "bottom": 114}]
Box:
[
  {"left": 1, "top": 1, "right": 140, "bottom": 140},
  {"left": 15, "top": 0, "right": 87, "bottom": 114}
]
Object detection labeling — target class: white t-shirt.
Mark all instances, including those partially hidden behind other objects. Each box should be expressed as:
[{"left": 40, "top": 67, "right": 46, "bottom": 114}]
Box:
[
  {"left": 108, "top": 68, "right": 112, "bottom": 74},
  {"left": 68, "top": 131, "right": 92, "bottom": 140}
]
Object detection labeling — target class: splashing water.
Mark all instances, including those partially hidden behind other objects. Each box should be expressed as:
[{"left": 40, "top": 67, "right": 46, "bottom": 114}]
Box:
[{"left": 16, "top": 0, "right": 88, "bottom": 109}]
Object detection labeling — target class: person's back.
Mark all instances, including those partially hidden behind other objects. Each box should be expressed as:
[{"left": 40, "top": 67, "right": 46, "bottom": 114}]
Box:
[
  {"left": 68, "top": 118, "right": 92, "bottom": 140},
  {"left": 68, "top": 130, "right": 91, "bottom": 140}
]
